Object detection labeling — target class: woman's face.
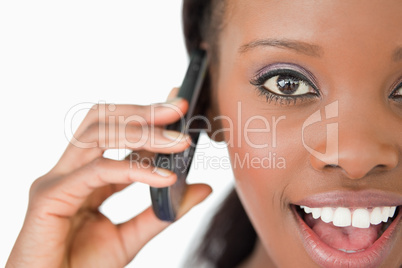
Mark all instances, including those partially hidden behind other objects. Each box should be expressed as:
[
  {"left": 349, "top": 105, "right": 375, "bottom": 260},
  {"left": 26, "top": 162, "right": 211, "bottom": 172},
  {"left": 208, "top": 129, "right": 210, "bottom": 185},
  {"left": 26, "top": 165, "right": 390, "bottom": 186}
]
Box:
[{"left": 213, "top": 1, "right": 402, "bottom": 267}]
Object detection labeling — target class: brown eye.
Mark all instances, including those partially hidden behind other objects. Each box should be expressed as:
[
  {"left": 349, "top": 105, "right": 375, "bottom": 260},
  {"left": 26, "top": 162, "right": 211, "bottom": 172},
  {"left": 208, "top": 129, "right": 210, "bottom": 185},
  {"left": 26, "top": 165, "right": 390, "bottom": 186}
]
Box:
[
  {"left": 391, "top": 85, "right": 402, "bottom": 100},
  {"left": 276, "top": 75, "right": 301, "bottom": 94},
  {"left": 262, "top": 75, "right": 314, "bottom": 96}
]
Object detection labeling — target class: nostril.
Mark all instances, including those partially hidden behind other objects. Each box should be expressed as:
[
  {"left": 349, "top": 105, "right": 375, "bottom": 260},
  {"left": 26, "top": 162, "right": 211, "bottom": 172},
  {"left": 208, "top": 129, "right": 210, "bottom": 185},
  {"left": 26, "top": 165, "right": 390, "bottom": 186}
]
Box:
[
  {"left": 324, "top": 164, "right": 340, "bottom": 169},
  {"left": 375, "top": 164, "right": 387, "bottom": 169}
]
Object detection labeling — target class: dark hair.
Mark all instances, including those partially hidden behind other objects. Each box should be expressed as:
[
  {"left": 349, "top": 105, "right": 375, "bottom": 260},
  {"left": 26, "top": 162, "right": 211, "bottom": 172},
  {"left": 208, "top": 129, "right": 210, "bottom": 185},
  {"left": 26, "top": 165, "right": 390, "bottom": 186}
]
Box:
[
  {"left": 182, "top": 1, "right": 257, "bottom": 267},
  {"left": 187, "top": 189, "right": 257, "bottom": 267},
  {"left": 182, "top": 0, "right": 224, "bottom": 59}
]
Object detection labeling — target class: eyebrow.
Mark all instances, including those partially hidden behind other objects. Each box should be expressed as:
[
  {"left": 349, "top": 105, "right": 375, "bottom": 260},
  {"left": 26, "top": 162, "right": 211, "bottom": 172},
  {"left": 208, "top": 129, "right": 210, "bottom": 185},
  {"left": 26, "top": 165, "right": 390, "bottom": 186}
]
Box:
[{"left": 238, "top": 38, "right": 324, "bottom": 57}]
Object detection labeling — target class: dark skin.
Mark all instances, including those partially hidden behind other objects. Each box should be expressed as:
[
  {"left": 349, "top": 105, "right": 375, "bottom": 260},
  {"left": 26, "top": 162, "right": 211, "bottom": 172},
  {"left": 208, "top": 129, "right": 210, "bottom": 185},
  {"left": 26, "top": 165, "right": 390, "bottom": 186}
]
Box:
[
  {"left": 6, "top": 91, "right": 212, "bottom": 267},
  {"left": 212, "top": 0, "right": 402, "bottom": 267},
  {"left": 6, "top": 1, "right": 402, "bottom": 267}
]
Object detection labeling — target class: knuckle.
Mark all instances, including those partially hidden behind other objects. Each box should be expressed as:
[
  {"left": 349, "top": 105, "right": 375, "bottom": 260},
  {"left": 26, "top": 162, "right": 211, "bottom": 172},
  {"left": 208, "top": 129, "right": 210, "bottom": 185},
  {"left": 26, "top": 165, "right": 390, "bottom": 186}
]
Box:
[
  {"left": 91, "top": 103, "right": 100, "bottom": 111},
  {"left": 86, "top": 122, "right": 100, "bottom": 133},
  {"left": 136, "top": 104, "right": 151, "bottom": 121},
  {"left": 29, "top": 177, "right": 43, "bottom": 198},
  {"left": 88, "top": 104, "right": 99, "bottom": 115},
  {"left": 84, "top": 104, "right": 101, "bottom": 122},
  {"left": 88, "top": 157, "right": 106, "bottom": 173},
  {"left": 89, "top": 157, "right": 102, "bottom": 169},
  {"left": 85, "top": 103, "right": 109, "bottom": 124},
  {"left": 79, "top": 122, "right": 103, "bottom": 143},
  {"left": 28, "top": 174, "right": 52, "bottom": 202},
  {"left": 124, "top": 125, "right": 150, "bottom": 149}
]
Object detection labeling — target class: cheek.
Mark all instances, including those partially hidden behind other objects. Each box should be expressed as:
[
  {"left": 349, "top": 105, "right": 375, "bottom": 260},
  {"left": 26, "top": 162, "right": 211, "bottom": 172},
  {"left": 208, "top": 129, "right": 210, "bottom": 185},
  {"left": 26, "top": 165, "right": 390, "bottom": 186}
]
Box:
[
  {"left": 216, "top": 86, "right": 320, "bottom": 265},
  {"left": 224, "top": 115, "right": 311, "bottom": 265}
]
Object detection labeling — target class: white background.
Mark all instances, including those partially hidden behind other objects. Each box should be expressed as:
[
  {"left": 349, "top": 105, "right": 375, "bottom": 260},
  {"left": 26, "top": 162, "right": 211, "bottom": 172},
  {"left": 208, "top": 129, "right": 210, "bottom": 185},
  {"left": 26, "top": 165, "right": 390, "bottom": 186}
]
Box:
[{"left": 0, "top": 1, "right": 233, "bottom": 267}]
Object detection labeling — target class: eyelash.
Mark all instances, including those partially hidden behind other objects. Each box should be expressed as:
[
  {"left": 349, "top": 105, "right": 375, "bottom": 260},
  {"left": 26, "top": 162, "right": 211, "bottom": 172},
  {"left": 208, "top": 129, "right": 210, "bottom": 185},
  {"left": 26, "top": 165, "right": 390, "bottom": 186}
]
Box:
[
  {"left": 250, "top": 68, "right": 402, "bottom": 105},
  {"left": 389, "top": 81, "right": 402, "bottom": 101},
  {"left": 250, "top": 69, "right": 320, "bottom": 105}
]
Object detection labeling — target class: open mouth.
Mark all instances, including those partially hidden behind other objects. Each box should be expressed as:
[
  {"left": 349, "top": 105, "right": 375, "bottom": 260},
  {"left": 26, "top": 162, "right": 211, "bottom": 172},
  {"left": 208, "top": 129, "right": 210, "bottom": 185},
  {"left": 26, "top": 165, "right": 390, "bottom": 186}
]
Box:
[
  {"left": 296, "top": 205, "right": 399, "bottom": 252},
  {"left": 291, "top": 204, "right": 402, "bottom": 267}
]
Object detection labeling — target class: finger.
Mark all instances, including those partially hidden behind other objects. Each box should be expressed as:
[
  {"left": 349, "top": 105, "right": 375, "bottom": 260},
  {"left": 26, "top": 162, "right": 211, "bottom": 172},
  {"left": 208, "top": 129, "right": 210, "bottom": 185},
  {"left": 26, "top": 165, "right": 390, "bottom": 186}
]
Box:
[
  {"left": 117, "top": 183, "right": 212, "bottom": 260},
  {"left": 176, "top": 183, "right": 213, "bottom": 219},
  {"left": 97, "top": 87, "right": 181, "bottom": 205},
  {"left": 166, "top": 87, "right": 179, "bottom": 100},
  {"left": 31, "top": 158, "right": 177, "bottom": 218},
  {"left": 84, "top": 146, "right": 165, "bottom": 208},
  {"left": 118, "top": 87, "right": 178, "bottom": 163},
  {"left": 73, "top": 94, "right": 188, "bottom": 139},
  {"left": 74, "top": 123, "right": 191, "bottom": 152},
  {"left": 55, "top": 124, "right": 191, "bottom": 173}
]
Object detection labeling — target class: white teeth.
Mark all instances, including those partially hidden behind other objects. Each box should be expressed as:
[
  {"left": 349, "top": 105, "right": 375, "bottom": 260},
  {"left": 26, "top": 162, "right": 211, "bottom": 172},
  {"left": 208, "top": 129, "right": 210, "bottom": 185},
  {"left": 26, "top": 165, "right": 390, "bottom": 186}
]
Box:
[
  {"left": 304, "top": 206, "right": 312, "bottom": 213},
  {"left": 321, "top": 207, "right": 334, "bottom": 223},
  {"left": 311, "top": 208, "right": 322, "bottom": 219},
  {"left": 370, "top": 207, "right": 382, "bottom": 225},
  {"left": 389, "top": 206, "right": 396, "bottom": 218},
  {"left": 352, "top": 209, "right": 370, "bottom": 228},
  {"left": 338, "top": 248, "right": 365, "bottom": 253},
  {"left": 382, "top": 207, "right": 391, "bottom": 222},
  {"left": 333, "top": 207, "right": 352, "bottom": 227},
  {"left": 300, "top": 205, "right": 398, "bottom": 229},
  {"left": 338, "top": 249, "right": 357, "bottom": 253}
]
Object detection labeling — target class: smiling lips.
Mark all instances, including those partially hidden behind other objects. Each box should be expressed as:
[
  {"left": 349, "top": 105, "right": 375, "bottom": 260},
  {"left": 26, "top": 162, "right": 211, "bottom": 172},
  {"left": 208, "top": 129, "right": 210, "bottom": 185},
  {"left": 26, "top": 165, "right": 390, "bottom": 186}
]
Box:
[
  {"left": 292, "top": 190, "right": 402, "bottom": 267},
  {"left": 300, "top": 206, "right": 397, "bottom": 252}
]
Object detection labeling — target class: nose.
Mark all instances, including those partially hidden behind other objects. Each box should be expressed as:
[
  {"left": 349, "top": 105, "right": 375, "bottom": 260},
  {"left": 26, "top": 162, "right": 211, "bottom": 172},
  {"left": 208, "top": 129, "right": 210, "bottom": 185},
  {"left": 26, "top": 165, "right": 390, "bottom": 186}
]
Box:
[{"left": 308, "top": 101, "right": 399, "bottom": 180}]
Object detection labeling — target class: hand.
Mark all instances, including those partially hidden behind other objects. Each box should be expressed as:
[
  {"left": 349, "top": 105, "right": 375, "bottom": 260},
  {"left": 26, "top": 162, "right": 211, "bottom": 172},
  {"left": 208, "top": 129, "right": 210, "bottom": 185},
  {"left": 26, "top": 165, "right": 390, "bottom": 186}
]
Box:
[{"left": 6, "top": 92, "right": 212, "bottom": 268}]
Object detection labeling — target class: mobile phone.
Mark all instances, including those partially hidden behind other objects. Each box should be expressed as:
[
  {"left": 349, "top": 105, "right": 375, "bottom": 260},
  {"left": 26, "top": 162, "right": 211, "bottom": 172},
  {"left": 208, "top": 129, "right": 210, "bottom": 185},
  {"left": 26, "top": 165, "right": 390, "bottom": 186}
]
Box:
[{"left": 150, "top": 49, "right": 208, "bottom": 222}]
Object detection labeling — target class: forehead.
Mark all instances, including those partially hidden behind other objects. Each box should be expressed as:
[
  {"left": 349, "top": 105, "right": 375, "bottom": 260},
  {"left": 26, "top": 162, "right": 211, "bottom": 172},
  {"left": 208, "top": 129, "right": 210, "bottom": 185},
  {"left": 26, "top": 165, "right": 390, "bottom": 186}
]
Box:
[{"left": 222, "top": 1, "right": 402, "bottom": 59}]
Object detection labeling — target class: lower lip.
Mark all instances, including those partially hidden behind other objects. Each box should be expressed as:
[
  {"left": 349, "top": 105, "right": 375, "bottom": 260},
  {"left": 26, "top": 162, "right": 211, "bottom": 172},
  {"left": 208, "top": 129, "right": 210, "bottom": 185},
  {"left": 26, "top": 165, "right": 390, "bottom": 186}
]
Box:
[{"left": 291, "top": 205, "right": 402, "bottom": 268}]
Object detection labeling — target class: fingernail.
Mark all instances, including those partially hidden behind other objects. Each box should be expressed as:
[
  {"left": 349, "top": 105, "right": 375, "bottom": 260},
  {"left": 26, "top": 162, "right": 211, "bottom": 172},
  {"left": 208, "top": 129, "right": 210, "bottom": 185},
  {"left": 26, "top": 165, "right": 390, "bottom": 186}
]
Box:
[
  {"left": 163, "top": 130, "right": 189, "bottom": 142},
  {"left": 166, "top": 97, "right": 183, "bottom": 105},
  {"left": 155, "top": 167, "right": 173, "bottom": 177}
]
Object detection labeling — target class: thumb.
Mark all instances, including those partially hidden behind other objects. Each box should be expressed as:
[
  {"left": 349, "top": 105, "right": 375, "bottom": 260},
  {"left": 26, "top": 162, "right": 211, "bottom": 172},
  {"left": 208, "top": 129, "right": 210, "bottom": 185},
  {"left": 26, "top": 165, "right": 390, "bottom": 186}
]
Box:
[
  {"left": 176, "top": 183, "right": 213, "bottom": 219},
  {"left": 117, "top": 183, "right": 212, "bottom": 261}
]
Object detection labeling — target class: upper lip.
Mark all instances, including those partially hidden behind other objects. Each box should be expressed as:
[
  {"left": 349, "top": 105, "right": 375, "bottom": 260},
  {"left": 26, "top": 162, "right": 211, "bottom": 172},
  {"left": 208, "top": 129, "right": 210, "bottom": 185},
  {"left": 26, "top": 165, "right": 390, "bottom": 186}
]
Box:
[{"left": 293, "top": 190, "right": 402, "bottom": 208}]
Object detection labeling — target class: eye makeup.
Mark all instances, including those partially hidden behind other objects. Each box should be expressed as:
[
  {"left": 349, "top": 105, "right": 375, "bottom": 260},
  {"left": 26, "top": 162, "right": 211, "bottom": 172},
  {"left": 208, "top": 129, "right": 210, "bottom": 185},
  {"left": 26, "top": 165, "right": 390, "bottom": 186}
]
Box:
[
  {"left": 389, "top": 79, "right": 402, "bottom": 102},
  {"left": 249, "top": 62, "right": 321, "bottom": 105},
  {"left": 250, "top": 62, "right": 402, "bottom": 105}
]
